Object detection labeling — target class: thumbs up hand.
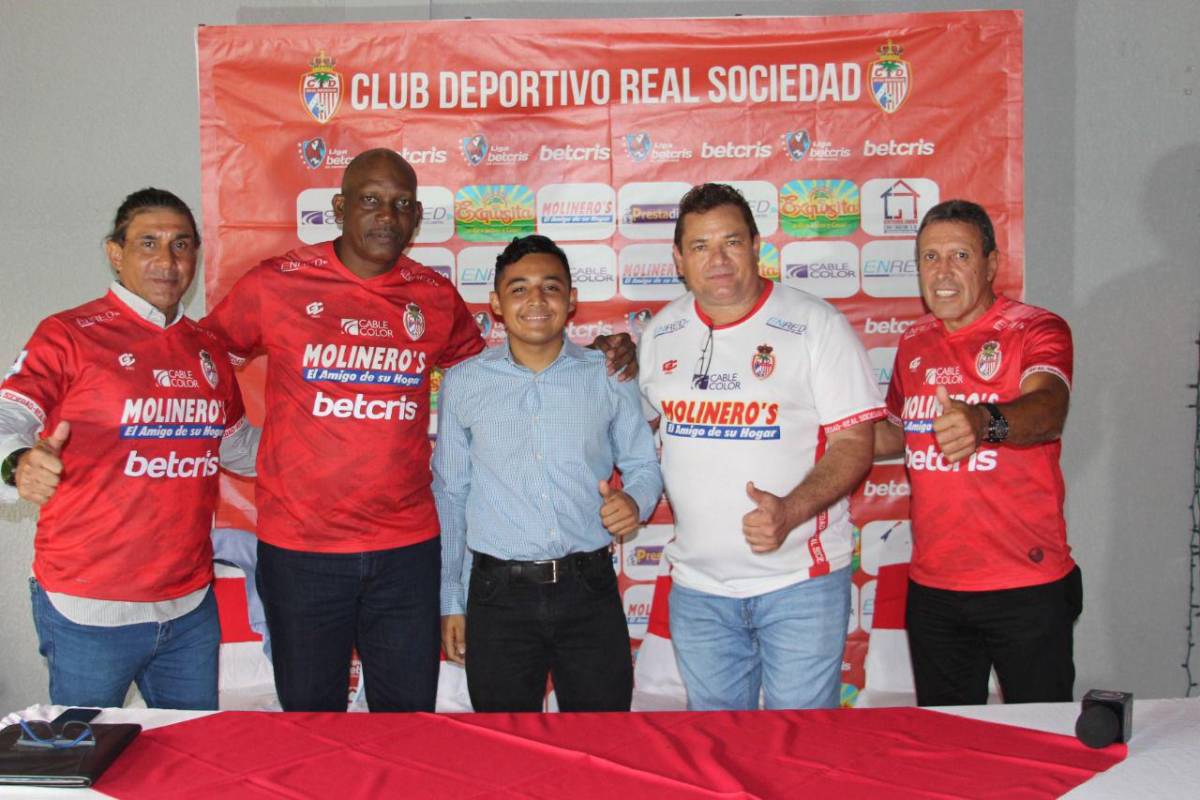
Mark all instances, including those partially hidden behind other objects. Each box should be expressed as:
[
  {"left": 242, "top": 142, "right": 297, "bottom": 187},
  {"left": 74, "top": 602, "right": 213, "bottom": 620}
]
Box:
[
  {"left": 599, "top": 478, "right": 640, "bottom": 538},
  {"left": 15, "top": 421, "right": 71, "bottom": 506},
  {"left": 931, "top": 386, "right": 987, "bottom": 463},
  {"left": 742, "top": 481, "right": 795, "bottom": 553}
]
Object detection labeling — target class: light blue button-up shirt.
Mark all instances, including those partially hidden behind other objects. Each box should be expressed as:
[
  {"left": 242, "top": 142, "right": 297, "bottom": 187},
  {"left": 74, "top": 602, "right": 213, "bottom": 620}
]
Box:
[{"left": 434, "top": 338, "right": 663, "bottom": 616}]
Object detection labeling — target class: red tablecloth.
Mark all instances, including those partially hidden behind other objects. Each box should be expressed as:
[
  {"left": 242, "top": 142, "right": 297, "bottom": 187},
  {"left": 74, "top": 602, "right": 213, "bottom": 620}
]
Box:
[{"left": 97, "top": 707, "right": 1125, "bottom": 799}]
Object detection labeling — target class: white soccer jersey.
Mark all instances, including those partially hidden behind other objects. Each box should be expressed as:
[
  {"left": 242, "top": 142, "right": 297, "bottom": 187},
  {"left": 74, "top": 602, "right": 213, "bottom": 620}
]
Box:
[{"left": 638, "top": 281, "right": 884, "bottom": 598}]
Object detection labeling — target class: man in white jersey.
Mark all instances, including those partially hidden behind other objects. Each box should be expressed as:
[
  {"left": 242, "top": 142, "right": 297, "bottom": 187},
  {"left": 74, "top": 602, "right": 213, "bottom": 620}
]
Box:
[{"left": 638, "top": 183, "right": 883, "bottom": 710}]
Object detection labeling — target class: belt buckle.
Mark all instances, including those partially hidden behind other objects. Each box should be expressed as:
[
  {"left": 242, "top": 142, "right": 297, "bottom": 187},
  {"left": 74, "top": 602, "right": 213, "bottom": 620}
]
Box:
[{"left": 531, "top": 558, "right": 559, "bottom": 584}]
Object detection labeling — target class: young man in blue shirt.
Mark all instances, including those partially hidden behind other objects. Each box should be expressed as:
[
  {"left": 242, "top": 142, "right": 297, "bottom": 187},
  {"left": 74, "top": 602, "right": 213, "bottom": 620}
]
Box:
[{"left": 434, "top": 235, "right": 663, "bottom": 712}]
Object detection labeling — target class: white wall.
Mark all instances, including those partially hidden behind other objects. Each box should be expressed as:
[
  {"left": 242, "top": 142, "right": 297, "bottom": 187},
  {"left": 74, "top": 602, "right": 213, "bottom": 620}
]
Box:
[{"left": 1, "top": 0, "right": 1197, "bottom": 711}]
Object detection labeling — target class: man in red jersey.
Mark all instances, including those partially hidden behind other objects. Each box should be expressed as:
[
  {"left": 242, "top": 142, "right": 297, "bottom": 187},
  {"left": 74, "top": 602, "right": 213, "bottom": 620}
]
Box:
[
  {"left": 0, "top": 188, "right": 255, "bottom": 709},
  {"left": 204, "top": 149, "right": 636, "bottom": 712},
  {"left": 875, "top": 199, "right": 1080, "bottom": 706}
]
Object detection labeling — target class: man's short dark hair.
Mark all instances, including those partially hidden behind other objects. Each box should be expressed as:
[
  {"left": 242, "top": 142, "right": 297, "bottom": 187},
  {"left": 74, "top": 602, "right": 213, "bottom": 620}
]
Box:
[
  {"left": 108, "top": 188, "right": 200, "bottom": 247},
  {"left": 917, "top": 200, "right": 996, "bottom": 256},
  {"left": 673, "top": 183, "right": 759, "bottom": 248},
  {"left": 494, "top": 235, "right": 571, "bottom": 289}
]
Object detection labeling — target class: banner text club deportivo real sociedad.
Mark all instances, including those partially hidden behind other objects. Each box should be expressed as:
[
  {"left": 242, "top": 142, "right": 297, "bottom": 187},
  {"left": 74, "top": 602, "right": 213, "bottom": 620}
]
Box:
[{"left": 197, "top": 10, "right": 1023, "bottom": 707}]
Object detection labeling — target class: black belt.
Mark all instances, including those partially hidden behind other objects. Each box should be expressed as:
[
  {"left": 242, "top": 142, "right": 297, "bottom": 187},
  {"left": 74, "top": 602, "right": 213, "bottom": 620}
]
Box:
[{"left": 472, "top": 547, "right": 610, "bottom": 585}]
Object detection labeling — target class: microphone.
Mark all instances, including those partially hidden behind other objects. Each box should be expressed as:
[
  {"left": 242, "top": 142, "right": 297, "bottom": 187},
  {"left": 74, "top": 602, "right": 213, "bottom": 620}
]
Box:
[{"left": 1074, "top": 689, "right": 1133, "bottom": 748}]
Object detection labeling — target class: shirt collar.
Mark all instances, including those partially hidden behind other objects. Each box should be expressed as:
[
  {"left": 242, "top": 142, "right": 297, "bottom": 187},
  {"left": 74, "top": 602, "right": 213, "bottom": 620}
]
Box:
[
  {"left": 486, "top": 335, "right": 591, "bottom": 370},
  {"left": 109, "top": 281, "right": 184, "bottom": 329}
]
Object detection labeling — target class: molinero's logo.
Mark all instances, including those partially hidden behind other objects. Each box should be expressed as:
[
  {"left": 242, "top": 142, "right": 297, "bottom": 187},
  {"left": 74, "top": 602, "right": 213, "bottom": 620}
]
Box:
[
  {"left": 869, "top": 40, "right": 911, "bottom": 114},
  {"left": 779, "top": 180, "right": 860, "bottom": 238},
  {"left": 454, "top": 185, "right": 535, "bottom": 242},
  {"left": 301, "top": 51, "right": 342, "bottom": 124}
]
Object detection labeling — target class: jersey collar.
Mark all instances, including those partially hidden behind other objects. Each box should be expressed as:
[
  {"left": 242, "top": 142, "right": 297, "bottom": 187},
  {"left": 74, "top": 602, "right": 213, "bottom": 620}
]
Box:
[
  {"left": 109, "top": 281, "right": 184, "bottom": 329},
  {"left": 693, "top": 278, "right": 773, "bottom": 330}
]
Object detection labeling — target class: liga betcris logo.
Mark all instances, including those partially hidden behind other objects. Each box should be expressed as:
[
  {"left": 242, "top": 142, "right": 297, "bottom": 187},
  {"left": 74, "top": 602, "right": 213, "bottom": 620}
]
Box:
[{"left": 300, "top": 51, "right": 342, "bottom": 124}]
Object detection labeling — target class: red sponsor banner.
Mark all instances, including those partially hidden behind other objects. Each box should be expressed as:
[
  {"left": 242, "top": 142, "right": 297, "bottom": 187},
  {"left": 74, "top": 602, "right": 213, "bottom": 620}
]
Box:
[{"left": 198, "top": 10, "right": 1023, "bottom": 705}]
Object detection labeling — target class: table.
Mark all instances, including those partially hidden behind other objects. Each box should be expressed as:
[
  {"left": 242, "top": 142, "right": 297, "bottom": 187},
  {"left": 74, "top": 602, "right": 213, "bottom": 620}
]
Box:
[{"left": 3, "top": 699, "right": 1196, "bottom": 798}]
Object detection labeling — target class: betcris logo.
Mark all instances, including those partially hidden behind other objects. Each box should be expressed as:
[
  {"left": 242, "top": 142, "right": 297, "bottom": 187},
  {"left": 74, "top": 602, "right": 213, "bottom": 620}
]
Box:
[
  {"left": 124, "top": 449, "right": 219, "bottom": 479},
  {"left": 862, "top": 138, "right": 935, "bottom": 157},
  {"left": 454, "top": 184, "right": 535, "bottom": 242},
  {"left": 723, "top": 180, "right": 779, "bottom": 237},
  {"left": 618, "top": 181, "right": 691, "bottom": 241},
  {"left": 701, "top": 140, "right": 772, "bottom": 159},
  {"left": 414, "top": 186, "right": 454, "bottom": 244},
  {"left": 311, "top": 391, "right": 418, "bottom": 421},
  {"left": 780, "top": 241, "right": 859, "bottom": 299},
  {"left": 861, "top": 240, "right": 919, "bottom": 298},
  {"left": 538, "top": 143, "right": 611, "bottom": 162},
  {"left": 863, "top": 317, "right": 912, "bottom": 336},
  {"left": 537, "top": 183, "right": 616, "bottom": 241},
  {"left": 296, "top": 187, "right": 339, "bottom": 245},
  {"left": 619, "top": 243, "right": 685, "bottom": 302},
  {"left": 562, "top": 244, "right": 617, "bottom": 302},
  {"left": 455, "top": 245, "right": 503, "bottom": 304}
]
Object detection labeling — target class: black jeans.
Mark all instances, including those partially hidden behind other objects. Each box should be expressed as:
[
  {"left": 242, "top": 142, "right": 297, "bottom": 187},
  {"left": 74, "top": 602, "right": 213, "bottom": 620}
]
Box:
[
  {"left": 905, "top": 565, "right": 1083, "bottom": 706},
  {"left": 256, "top": 537, "right": 441, "bottom": 712},
  {"left": 465, "top": 548, "right": 633, "bottom": 712}
]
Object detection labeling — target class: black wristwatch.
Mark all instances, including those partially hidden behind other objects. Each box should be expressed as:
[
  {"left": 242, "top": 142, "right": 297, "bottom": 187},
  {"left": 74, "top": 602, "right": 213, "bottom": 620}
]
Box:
[
  {"left": 980, "top": 403, "right": 1009, "bottom": 444},
  {"left": 1, "top": 448, "right": 31, "bottom": 487}
]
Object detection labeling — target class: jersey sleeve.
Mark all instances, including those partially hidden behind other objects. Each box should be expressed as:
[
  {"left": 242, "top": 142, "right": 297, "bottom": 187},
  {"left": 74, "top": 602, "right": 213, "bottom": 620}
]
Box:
[
  {"left": 202, "top": 268, "right": 265, "bottom": 362},
  {"left": 885, "top": 339, "right": 908, "bottom": 426},
  {"left": 810, "top": 306, "right": 886, "bottom": 433},
  {"left": 0, "top": 317, "right": 76, "bottom": 428},
  {"left": 1020, "top": 312, "right": 1073, "bottom": 390},
  {"left": 434, "top": 288, "right": 485, "bottom": 369}
]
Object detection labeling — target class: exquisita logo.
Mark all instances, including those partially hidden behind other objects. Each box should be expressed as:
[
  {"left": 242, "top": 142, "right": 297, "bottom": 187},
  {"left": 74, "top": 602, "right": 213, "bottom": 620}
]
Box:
[
  {"left": 869, "top": 40, "right": 911, "bottom": 114},
  {"left": 779, "top": 180, "right": 861, "bottom": 238},
  {"left": 758, "top": 242, "right": 780, "bottom": 282},
  {"left": 300, "top": 51, "right": 342, "bottom": 124},
  {"left": 454, "top": 185, "right": 536, "bottom": 242}
]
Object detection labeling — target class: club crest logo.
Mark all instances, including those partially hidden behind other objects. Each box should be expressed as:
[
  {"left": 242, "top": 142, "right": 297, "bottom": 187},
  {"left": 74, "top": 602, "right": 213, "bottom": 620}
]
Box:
[
  {"left": 472, "top": 311, "right": 492, "bottom": 337},
  {"left": 751, "top": 344, "right": 776, "bottom": 380},
  {"left": 624, "top": 132, "right": 652, "bottom": 162},
  {"left": 869, "top": 40, "right": 912, "bottom": 114},
  {"left": 300, "top": 51, "right": 342, "bottom": 124},
  {"left": 782, "top": 129, "right": 813, "bottom": 161},
  {"left": 198, "top": 350, "right": 219, "bottom": 389},
  {"left": 404, "top": 303, "right": 426, "bottom": 341},
  {"left": 462, "top": 134, "right": 489, "bottom": 167},
  {"left": 976, "top": 341, "right": 1002, "bottom": 379},
  {"left": 299, "top": 137, "right": 327, "bottom": 169}
]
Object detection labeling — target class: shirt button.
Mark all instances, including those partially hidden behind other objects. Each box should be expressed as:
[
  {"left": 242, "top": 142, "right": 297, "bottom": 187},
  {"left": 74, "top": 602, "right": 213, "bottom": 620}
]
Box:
[
  {"left": 535, "top": 453, "right": 543, "bottom": 460},
  {"left": 549, "top": 529, "right": 557, "bottom": 536}
]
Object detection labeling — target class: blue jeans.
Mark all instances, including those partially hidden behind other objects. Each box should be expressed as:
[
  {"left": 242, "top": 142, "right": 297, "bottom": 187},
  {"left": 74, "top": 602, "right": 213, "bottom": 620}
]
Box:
[
  {"left": 29, "top": 579, "right": 219, "bottom": 710},
  {"left": 669, "top": 567, "right": 852, "bottom": 710},
  {"left": 256, "top": 537, "right": 441, "bottom": 712}
]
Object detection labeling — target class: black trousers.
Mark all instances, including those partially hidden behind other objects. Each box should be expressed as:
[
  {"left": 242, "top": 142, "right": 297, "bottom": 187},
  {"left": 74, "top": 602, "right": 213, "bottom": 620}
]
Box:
[
  {"left": 905, "top": 565, "right": 1083, "bottom": 706},
  {"left": 465, "top": 548, "right": 633, "bottom": 712}
]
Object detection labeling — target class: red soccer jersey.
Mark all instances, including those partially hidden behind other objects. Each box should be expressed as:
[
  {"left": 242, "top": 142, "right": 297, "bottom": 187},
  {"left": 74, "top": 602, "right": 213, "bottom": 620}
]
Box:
[
  {"left": 203, "top": 242, "right": 484, "bottom": 553},
  {"left": 885, "top": 296, "right": 1075, "bottom": 591},
  {"left": 1, "top": 292, "right": 245, "bottom": 601}
]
